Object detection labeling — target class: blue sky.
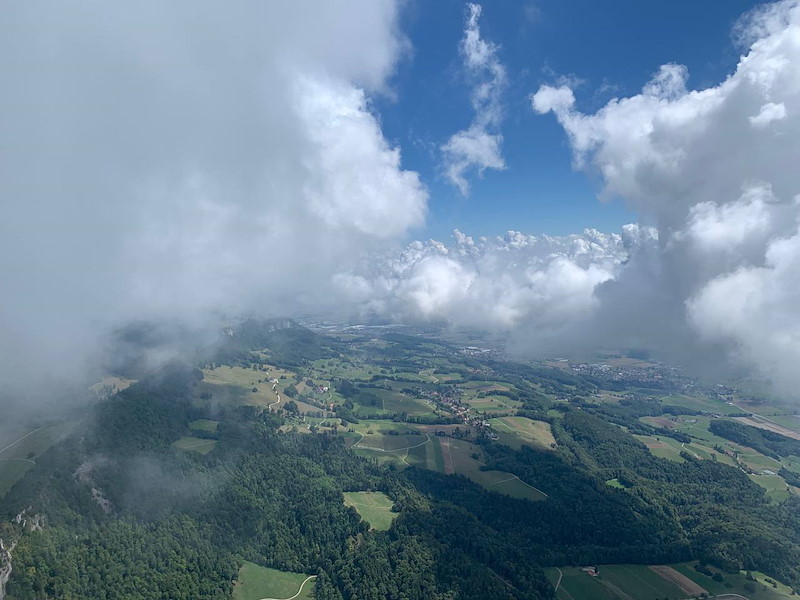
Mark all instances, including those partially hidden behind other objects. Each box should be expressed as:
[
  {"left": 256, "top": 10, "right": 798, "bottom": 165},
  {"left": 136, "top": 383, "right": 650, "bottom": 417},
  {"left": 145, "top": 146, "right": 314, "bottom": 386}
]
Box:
[{"left": 374, "top": 0, "right": 768, "bottom": 240}]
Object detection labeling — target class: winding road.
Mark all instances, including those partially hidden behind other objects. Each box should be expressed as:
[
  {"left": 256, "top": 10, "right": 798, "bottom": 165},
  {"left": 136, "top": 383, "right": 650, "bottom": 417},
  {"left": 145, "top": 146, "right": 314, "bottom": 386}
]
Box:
[
  {"left": 258, "top": 575, "right": 317, "bottom": 600},
  {"left": 268, "top": 383, "right": 281, "bottom": 411}
]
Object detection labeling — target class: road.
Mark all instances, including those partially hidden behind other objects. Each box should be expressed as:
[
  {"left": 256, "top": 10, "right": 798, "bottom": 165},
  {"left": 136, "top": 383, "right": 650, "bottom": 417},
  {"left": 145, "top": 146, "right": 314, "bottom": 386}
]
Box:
[
  {"left": 0, "top": 428, "right": 41, "bottom": 456},
  {"left": 258, "top": 575, "right": 317, "bottom": 600},
  {"left": 353, "top": 432, "right": 431, "bottom": 453},
  {"left": 553, "top": 567, "right": 563, "bottom": 592},
  {"left": 269, "top": 383, "right": 281, "bottom": 411}
]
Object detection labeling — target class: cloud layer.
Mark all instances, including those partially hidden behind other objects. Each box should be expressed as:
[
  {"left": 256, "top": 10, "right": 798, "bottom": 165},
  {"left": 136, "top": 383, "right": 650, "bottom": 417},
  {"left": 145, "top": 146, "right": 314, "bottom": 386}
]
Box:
[
  {"left": 334, "top": 225, "right": 651, "bottom": 332},
  {"left": 0, "top": 0, "right": 426, "bottom": 387}
]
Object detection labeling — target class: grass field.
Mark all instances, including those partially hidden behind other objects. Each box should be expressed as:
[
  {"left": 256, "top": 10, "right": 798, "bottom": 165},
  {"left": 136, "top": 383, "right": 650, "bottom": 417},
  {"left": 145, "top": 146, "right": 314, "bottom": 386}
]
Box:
[
  {"left": 405, "top": 433, "right": 444, "bottom": 471},
  {"left": 0, "top": 422, "right": 76, "bottom": 497},
  {"left": 442, "top": 438, "right": 547, "bottom": 501},
  {"left": 548, "top": 560, "right": 796, "bottom": 599},
  {"left": 0, "top": 460, "right": 35, "bottom": 498},
  {"left": 311, "top": 358, "right": 375, "bottom": 381},
  {"left": 634, "top": 435, "right": 686, "bottom": 462},
  {"left": 233, "top": 562, "right": 314, "bottom": 600},
  {"left": 201, "top": 365, "right": 294, "bottom": 408},
  {"left": 172, "top": 436, "right": 217, "bottom": 454},
  {"left": 371, "top": 389, "right": 435, "bottom": 417},
  {"left": 660, "top": 393, "right": 741, "bottom": 415},
  {"left": 545, "top": 565, "right": 688, "bottom": 600},
  {"left": 463, "top": 396, "right": 519, "bottom": 413},
  {"left": 458, "top": 381, "right": 520, "bottom": 414},
  {"left": 343, "top": 491, "right": 396, "bottom": 531},
  {"left": 749, "top": 473, "right": 791, "bottom": 502},
  {"left": 189, "top": 419, "right": 219, "bottom": 434},
  {"left": 671, "top": 562, "right": 794, "bottom": 599},
  {"left": 489, "top": 416, "right": 556, "bottom": 450},
  {"left": 345, "top": 421, "right": 432, "bottom": 469},
  {"left": 734, "top": 415, "right": 800, "bottom": 441}
]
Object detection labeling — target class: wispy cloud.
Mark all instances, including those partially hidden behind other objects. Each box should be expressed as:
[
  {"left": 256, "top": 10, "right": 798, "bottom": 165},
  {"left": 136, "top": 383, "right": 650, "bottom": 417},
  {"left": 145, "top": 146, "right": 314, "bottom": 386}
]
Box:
[{"left": 442, "top": 3, "right": 508, "bottom": 195}]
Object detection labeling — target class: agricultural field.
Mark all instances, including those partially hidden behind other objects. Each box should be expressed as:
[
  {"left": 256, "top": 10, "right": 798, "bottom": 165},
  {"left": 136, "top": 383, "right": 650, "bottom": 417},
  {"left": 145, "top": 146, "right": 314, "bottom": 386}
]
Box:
[
  {"left": 439, "top": 438, "right": 547, "bottom": 501},
  {"left": 200, "top": 364, "right": 294, "bottom": 408},
  {"left": 635, "top": 409, "right": 800, "bottom": 500},
  {"left": 310, "top": 358, "right": 376, "bottom": 381},
  {"left": 173, "top": 436, "right": 217, "bottom": 454},
  {"left": 369, "top": 388, "right": 436, "bottom": 417},
  {"left": 633, "top": 435, "right": 688, "bottom": 462},
  {"left": 489, "top": 416, "right": 556, "bottom": 450},
  {"left": 749, "top": 472, "right": 791, "bottom": 502},
  {"left": 462, "top": 395, "right": 519, "bottom": 413},
  {"left": 405, "top": 432, "right": 445, "bottom": 471},
  {"left": 545, "top": 564, "right": 694, "bottom": 600},
  {"left": 659, "top": 393, "right": 741, "bottom": 415},
  {"left": 342, "top": 420, "right": 431, "bottom": 468},
  {"left": 670, "top": 562, "right": 795, "bottom": 599},
  {"left": 0, "top": 461, "right": 35, "bottom": 499},
  {"left": 342, "top": 491, "right": 396, "bottom": 531},
  {"left": 233, "top": 562, "right": 315, "bottom": 600},
  {"left": 0, "top": 422, "right": 76, "bottom": 497},
  {"left": 732, "top": 396, "right": 793, "bottom": 418},
  {"left": 458, "top": 381, "right": 520, "bottom": 413},
  {"left": 189, "top": 419, "right": 219, "bottom": 434},
  {"left": 734, "top": 415, "right": 800, "bottom": 441}
]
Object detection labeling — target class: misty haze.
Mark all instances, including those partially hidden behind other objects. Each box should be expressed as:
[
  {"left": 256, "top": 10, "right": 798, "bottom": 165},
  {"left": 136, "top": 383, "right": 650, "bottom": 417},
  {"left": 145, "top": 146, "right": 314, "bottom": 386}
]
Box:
[{"left": 2, "top": 1, "right": 800, "bottom": 599}]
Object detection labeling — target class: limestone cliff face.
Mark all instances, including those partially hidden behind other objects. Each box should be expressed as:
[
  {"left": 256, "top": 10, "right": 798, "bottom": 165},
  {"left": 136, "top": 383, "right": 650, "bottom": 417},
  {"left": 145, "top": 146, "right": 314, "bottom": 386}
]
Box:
[{"left": 0, "top": 537, "right": 14, "bottom": 600}]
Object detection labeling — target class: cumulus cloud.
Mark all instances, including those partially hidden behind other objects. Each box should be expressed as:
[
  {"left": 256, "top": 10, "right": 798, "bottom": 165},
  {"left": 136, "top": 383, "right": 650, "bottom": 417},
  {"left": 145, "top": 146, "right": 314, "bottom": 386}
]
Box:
[
  {"left": 334, "top": 226, "right": 643, "bottom": 332},
  {"left": 533, "top": 0, "right": 800, "bottom": 392},
  {"left": 0, "top": 0, "right": 426, "bottom": 393},
  {"left": 442, "top": 3, "right": 508, "bottom": 194}
]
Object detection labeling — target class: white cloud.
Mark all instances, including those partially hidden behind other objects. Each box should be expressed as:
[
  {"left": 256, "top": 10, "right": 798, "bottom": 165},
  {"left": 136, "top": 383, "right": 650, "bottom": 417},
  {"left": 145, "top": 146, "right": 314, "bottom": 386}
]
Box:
[
  {"left": 532, "top": 85, "right": 576, "bottom": 115},
  {"left": 533, "top": 0, "right": 800, "bottom": 391},
  {"left": 750, "top": 101, "right": 787, "bottom": 126},
  {"left": 0, "top": 0, "right": 426, "bottom": 389},
  {"left": 334, "top": 227, "right": 638, "bottom": 331},
  {"left": 442, "top": 3, "right": 508, "bottom": 194},
  {"left": 688, "top": 224, "right": 800, "bottom": 396}
]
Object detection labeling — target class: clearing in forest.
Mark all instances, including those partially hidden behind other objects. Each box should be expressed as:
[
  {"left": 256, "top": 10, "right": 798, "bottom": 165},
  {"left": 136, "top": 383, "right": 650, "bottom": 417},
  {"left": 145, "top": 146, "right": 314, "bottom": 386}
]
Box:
[
  {"left": 172, "top": 436, "right": 217, "bottom": 454},
  {"left": 546, "top": 564, "right": 685, "bottom": 600},
  {"left": 189, "top": 419, "right": 219, "bottom": 434},
  {"left": 438, "top": 438, "right": 547, "bottom": 501},
  {"left": 343, "top": 491, "right": 396, "bottom": 531},
  {"left": 489, "top": 416, "right": 556, "bottom": 449},
  {"left": 670, "top": 562, "right": 795, "bottom": 599},
  {"left": 233, "top": 562, "right": 315, "bottom": 600}
]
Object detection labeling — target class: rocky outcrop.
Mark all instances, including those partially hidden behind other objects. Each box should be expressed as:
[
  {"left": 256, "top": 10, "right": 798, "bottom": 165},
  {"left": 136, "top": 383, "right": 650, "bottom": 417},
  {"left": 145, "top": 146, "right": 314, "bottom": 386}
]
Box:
[
  {"left": 14, "top": 507, "right": 46, "bottom": 532},
  {"left": 75, "top": 461, "right": 113, "bottom": 513},
  {"left": 0, "top": 537, "right": 12, "bottom": 600}
]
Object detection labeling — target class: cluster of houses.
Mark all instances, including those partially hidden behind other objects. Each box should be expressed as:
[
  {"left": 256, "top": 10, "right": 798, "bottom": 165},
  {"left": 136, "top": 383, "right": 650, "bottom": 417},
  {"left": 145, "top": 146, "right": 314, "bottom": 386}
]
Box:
[
  {"left": 411, "top": 385, "right": 497, "bottom": 438},
  {"left": 569, "top": 361, "right": 686, "bottom": 388}
]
